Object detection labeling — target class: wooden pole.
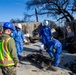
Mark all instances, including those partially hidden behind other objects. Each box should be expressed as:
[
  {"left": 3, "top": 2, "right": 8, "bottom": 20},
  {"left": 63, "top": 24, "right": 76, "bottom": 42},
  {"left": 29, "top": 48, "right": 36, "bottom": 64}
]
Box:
[{"left": 35, "top": 8, "right": 38, "bottom": 22}]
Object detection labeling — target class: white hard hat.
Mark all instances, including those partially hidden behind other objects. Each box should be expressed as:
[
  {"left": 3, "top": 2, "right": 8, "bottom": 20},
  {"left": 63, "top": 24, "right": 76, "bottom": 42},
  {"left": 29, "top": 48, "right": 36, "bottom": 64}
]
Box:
[{"left": 16, "top": 23, "right": 22, "bottom": 29}]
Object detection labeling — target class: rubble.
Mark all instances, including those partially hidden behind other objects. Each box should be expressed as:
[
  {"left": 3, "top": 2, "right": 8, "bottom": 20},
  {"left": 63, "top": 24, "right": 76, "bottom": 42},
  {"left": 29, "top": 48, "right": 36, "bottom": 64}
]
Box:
[
  {"left": 64, "top": 60, "right": 76, "bottom": 74},
  {"left": 26, "top": 53, "right": 57, "bottom": 71},
  {"left": 26, "top": 53, "right": 52, "bottom": 68}
]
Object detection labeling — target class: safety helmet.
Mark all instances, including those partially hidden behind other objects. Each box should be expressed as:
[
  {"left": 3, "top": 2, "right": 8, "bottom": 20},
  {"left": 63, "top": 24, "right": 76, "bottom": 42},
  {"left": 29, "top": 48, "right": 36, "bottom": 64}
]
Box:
[
  {"left": 43, "top": 20, "right": 50, "bottom": 26},
  {"left": 16, "top": 23, "right": 22, "bottom": 29},
  {"left": 3, "top": 22, "right": 15, "bottom": 30}
]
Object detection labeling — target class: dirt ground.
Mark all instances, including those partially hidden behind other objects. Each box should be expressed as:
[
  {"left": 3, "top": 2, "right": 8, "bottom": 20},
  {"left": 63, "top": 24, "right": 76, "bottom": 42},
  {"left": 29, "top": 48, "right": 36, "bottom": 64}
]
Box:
[{"left": 17, "top": 42, "right": 76, "bottom": 75}]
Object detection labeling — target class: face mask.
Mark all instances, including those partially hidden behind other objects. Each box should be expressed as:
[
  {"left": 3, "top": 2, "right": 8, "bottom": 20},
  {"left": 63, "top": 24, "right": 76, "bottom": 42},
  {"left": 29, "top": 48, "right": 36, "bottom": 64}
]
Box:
[
  {"left": 11, "top": 32, "right": 13, "bottom": 36},
  {"left": 11, "top": 30, "right": 14, "bottom": 37},
  {"left": 16, "top": 27, "right": 20, "bottom": 31},
  {"left": 43, "top": 20, "right": 49, "bottom": 26},
  {"left": 45, "top": 21, "right": 49, "bottom": 26},
  {"left": 17, "top": 28, "right": 20, "bottom": 31}
]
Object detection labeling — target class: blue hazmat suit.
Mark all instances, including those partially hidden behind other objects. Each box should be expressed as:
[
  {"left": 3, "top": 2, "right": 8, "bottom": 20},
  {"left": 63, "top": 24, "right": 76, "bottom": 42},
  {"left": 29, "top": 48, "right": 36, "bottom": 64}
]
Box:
[
  {"left": 46, "top": 39, "right": 62, "bottom": 66},
  {"left": 12, "top": 29, "right": 24, "bottom": 58},
  {"left": 39, "top": 25, "right": 52, "bottom": 45}
]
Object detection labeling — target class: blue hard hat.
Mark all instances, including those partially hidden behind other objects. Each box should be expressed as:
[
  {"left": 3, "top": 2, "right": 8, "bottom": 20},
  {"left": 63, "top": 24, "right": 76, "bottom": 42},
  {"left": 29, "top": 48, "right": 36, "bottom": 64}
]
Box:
[{"left": 3, "top": 22, "right": 15, "bottom": 30}]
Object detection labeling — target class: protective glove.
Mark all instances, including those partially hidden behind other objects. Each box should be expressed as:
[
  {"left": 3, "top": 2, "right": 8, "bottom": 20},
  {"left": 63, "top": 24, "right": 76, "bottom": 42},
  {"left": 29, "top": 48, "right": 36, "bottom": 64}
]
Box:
[
  {"left": 51, "top": 56, "right": 54, "bottom": 61},
  {"left": 52, "top": 49, "right": 56, "bottom": 53}
]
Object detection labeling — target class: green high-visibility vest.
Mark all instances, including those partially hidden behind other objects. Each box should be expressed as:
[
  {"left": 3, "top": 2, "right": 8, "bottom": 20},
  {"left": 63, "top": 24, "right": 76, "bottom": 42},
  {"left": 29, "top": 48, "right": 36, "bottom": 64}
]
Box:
[{"left": 0, "top": 37, "right": 15, "bottom": 66}]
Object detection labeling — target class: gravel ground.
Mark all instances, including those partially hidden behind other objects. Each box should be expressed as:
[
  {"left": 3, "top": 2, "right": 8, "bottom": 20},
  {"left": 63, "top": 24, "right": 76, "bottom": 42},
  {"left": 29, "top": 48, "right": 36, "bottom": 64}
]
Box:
[{"left": 17, "top": 42, "right": 76, "bottom": 75}]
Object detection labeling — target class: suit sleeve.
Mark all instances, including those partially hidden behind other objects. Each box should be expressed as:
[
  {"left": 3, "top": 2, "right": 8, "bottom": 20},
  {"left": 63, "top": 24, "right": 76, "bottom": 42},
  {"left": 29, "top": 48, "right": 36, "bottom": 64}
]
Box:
[{"left": 21, "top": 31, "right": 25, "bottom": 40}]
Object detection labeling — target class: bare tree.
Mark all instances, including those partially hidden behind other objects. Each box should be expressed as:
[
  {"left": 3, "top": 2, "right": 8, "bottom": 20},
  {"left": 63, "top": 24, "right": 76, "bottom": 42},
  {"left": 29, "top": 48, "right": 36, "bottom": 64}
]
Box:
[
  {"left": 10, "top": 19, "right": 16, "bottom": 23},
  {"left": 26, "top": 0, "right": 76, "bottom": 22},
  {"left": 23, "top": 13, "right": 34, "bottom": 22},
  {"left": 10, "top": 19, "right": 24, "bottom": 23}
]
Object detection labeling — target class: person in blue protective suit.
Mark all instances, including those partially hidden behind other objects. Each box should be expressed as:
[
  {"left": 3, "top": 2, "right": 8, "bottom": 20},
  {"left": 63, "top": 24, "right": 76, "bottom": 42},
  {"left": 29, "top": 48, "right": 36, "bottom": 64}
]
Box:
[
  {"left": 45, "top": 39, "right": 62, "bottom": 67},
  {"left": 39, "top": 20, "right": 52, "bottom": 45},
  {"left": 12, "top": 23, "right": 26, "bottom": 60}
]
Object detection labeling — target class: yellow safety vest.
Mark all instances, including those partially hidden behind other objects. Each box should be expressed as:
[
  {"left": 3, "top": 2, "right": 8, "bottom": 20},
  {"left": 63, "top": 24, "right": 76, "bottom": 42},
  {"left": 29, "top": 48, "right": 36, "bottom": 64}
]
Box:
[{"left": 0, "top": 37, "right": 15, "bottom": 66}]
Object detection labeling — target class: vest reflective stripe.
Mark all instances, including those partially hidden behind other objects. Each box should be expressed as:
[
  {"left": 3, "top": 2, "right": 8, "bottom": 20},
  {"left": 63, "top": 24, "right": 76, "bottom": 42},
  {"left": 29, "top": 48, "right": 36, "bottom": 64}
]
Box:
[
  {"left": 0, "top": 60, "right": 14, "bottom": 66},
  {"left": 3, "top": 40, "right": 8, "bottom": 61},
  {"left": 3, "top": 38, "right": 10, "bottom": 61},
  {"left": 0, "top": 38, "right": 15, "bottom": 66}
]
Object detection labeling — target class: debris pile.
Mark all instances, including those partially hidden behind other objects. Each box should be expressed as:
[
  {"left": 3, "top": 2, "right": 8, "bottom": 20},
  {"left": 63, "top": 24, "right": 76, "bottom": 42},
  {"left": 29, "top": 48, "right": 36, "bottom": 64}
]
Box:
[
  {"left": 69, "top": 63, "right": 76, "bottom": 74},
  {"left": 26, "top": 53, "right": 57, "bottom": 71},
  {"left": 64, "top": 60, "right": 76, "bottom": 74}
]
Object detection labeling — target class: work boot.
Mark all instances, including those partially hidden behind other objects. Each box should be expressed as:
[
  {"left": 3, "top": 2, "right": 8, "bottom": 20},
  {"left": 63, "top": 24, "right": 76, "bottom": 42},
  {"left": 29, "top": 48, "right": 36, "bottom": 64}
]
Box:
[{"left": 50, "top": 65, "right": 57, "bottom": 71}]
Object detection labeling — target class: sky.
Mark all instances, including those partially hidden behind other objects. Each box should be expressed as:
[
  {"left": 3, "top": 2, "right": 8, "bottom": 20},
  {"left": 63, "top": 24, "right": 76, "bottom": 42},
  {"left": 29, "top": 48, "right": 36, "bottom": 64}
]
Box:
[
  {"left": 0, "top": 0, "right": 76, "bottom": 24},
  {"left": 0, "top": 0, "right": 53, "bottom": 23},
  {"left": 0, "top": 0, "right": 27, "bottom": 22}
]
